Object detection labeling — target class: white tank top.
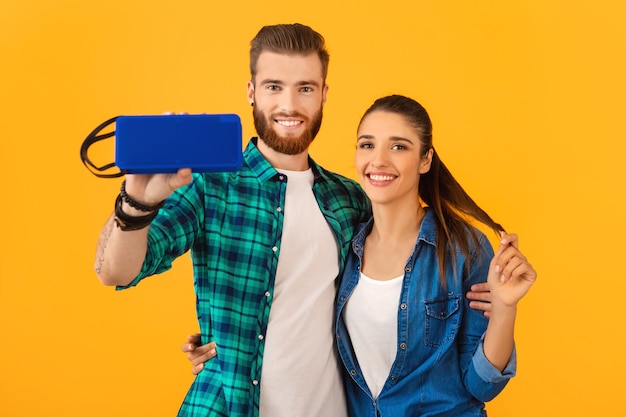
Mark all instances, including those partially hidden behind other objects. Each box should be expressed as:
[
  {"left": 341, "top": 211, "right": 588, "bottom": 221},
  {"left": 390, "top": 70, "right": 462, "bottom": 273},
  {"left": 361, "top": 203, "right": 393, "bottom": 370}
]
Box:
[
  {"left": 259, "top": 169, "right": 346, "bottom": 417},
  {"left": 344, "top": 272, "right": 403, "bottom": 398}
]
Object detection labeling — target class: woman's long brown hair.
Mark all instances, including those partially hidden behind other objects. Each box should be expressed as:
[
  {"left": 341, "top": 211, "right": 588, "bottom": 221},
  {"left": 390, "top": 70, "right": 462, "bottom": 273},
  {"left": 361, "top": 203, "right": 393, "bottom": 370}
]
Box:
[{"left": 359, "top": 95, "right": 505, "bottom": 287}]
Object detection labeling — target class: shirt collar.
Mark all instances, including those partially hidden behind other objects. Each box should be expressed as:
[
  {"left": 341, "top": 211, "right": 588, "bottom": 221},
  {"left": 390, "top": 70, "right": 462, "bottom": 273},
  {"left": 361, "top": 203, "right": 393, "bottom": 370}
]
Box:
[
  {"left": 351, "top": 208, "right": 438, "bottom": 255},
  {"left": 244, "top": 137, "right": 327, "bottom": 185}
]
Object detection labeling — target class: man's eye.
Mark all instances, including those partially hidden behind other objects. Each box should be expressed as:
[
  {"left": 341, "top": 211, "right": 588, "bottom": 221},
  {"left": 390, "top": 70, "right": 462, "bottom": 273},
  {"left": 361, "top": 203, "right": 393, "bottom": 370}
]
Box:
[
  {"left": 267, "top": 85, "right": 280, "bottom": 91},
  {"left": 301, "top": 87, "right": 312, "bottom": 92}
]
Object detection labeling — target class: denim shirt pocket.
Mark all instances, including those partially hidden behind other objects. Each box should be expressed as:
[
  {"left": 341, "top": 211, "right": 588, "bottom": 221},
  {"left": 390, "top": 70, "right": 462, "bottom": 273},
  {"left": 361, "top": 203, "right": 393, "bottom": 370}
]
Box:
[{"left": 424, "top": 295, "right": 461, "bottom": 348}]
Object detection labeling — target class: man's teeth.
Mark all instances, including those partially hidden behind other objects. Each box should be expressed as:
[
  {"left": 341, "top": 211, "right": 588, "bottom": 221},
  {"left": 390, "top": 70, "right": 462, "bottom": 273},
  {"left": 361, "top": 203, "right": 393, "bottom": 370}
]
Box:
[
  {"left": 277, "top": 120, "right": 301, "bottom": 127},
  {"left": 369, "top": 174, "right": 395, "bottom": 181}
]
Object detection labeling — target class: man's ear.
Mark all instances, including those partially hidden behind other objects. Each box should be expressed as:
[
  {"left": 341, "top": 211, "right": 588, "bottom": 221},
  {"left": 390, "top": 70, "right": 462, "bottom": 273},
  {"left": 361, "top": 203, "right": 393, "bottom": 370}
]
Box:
[
  {"left": 247, "top": 81, "right": 255, "bottom": 106},
  {"left": 322, "top": 83, "right": 329, "bottom": 105}
]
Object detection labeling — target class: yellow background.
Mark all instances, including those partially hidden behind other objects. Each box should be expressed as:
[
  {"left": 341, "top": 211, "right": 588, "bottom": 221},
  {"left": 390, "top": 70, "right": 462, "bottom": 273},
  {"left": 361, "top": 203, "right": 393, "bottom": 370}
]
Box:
[{"left": 1, "top": 0, "right": 625, "bottom": 416}]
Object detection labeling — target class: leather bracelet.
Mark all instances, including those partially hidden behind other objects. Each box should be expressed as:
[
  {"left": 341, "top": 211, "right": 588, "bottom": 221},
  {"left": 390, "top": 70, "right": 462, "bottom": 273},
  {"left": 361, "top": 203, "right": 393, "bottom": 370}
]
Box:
[
  {"left": 113, "top": 193, "right": 158, "bottom": 231},
  {"left": 120, "top": 180, "right": 165, "bottom": 212}
]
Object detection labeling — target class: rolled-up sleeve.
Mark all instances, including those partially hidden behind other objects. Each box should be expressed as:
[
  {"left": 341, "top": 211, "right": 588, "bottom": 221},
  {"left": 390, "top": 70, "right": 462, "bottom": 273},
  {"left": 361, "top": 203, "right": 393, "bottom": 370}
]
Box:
[
  {"left": 116, "top": 176, "right": 203, "bottom": 290},
  {"left": 473, "top": 333, "right": 517, "bottom": 382},
  {"left": 463, "top": 332, "right": 517, "bottom": 401}
]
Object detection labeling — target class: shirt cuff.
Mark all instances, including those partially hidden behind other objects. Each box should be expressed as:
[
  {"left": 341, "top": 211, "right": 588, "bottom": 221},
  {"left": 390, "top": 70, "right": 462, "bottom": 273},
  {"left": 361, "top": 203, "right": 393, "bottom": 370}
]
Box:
[{"left": 473, "top": 334, "right": 517, "bottom": 383}]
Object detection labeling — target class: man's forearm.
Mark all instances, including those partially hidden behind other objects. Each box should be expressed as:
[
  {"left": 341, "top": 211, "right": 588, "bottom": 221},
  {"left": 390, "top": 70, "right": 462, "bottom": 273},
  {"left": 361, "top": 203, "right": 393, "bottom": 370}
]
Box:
[{"left": 94, "top": 213, "right": 149, "bottom": 287}]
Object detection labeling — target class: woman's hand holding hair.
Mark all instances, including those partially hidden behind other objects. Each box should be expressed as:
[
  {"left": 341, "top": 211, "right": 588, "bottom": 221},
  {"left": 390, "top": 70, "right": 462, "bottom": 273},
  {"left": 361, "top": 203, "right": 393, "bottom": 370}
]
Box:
[
  {"left": 488, "top": 233, "right": 537, "bottom": 309},
  {"left": 482, "top": 233, "right": 536, "bottom": 371}
]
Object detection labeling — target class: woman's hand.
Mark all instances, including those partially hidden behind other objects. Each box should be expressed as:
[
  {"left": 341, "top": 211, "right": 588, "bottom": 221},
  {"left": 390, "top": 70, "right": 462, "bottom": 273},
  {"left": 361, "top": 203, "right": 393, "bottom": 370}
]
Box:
[
  {"left": 181, "top": 334, "right": 217, "bottom": 375},
  {"left": 488, "top": 233, "right": 537, "bottom": 309}
]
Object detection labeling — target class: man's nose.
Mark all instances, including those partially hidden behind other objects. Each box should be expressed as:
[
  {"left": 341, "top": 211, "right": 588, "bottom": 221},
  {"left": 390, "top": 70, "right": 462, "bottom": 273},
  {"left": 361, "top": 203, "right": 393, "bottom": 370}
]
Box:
[{"left": 277, "top": 89, "right": 298, "bottom": 114}]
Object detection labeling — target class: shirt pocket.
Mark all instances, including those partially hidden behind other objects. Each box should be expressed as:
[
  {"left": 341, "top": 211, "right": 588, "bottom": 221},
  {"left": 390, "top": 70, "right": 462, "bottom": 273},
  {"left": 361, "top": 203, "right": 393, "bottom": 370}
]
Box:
[{"left": 424, "top": 296, "right": 461, "bottom": 348}]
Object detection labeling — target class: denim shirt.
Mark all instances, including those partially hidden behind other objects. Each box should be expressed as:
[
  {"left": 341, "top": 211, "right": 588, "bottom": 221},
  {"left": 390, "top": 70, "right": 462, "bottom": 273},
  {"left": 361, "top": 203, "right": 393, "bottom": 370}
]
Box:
[{"left": 336, "top": 210, "right": 516, "bottom": 417}]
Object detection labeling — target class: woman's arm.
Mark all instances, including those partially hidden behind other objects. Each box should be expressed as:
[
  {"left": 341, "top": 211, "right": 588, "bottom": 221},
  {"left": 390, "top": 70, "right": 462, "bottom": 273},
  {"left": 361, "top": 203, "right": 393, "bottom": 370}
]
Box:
[{"left": 483, "top": 233, "right": 537, "bottom": 371}]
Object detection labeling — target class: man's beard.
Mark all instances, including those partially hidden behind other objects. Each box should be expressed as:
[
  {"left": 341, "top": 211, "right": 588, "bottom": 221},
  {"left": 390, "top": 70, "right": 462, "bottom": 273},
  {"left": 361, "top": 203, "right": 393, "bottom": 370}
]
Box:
[{"left": 253, "top": 106, "right": 323, "bottom": 155}]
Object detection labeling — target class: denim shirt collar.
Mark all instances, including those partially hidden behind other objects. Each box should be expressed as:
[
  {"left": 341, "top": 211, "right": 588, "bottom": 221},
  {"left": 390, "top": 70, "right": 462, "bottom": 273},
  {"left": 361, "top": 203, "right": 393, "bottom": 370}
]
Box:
[{"left": 351, "top": 207, "right": 438, "bottom": 256}]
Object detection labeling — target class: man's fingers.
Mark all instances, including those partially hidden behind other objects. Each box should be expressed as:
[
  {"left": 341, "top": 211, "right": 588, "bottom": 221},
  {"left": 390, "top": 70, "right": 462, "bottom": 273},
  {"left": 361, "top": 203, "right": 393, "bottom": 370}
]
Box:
[
  {"left": 466, "top": 291, "right": 491, "bottom": 302},
  {"left": 468, "top": 300, "right": 490, "bottom": 311},
  {"left": 169, "top": 169, "right": 193, "bottom": 190},
  {"left": 469, "top": 282, "right": 489, "bottom": 292},
  {"left": 466, "top": 281, "right": 491, "bottom": 303}
]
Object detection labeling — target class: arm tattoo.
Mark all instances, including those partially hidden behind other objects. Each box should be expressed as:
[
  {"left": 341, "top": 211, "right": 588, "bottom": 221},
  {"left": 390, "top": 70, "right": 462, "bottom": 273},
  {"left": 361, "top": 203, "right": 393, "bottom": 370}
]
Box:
[{"left": 95, "top": 214, "right": 115, "bottom": 275}]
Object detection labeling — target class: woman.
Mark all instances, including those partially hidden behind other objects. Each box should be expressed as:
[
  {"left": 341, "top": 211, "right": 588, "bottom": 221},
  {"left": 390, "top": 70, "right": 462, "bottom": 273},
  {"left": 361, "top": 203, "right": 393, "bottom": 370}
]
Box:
[
  {"left": 183, "top": 95, "right": 536, "bottom": 416},
  {"left": 336, "top": 94, "right": 536, "bottom": 416}
]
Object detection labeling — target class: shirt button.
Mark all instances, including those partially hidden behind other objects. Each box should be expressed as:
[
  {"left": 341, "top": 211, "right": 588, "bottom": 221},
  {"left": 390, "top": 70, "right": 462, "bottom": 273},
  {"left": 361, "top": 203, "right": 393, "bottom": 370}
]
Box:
[
  {"left": 277, "top": 207, "right": 282, "bottom": 212},
  {"left": 252, "top": 380, "right": 259, "bottom": 386},
  {"left": 400, "top": 303, "right": 407, "bottom": 310},
  {"left": 272, "top": 246, "right": 278, "bottom": 252},
  {"left": 278, "top": 175, "right": 285, "bottom": 181},
  {"left": 350, "top": 370, "right": 357, "bottom": 376},
  {"left": 258, "top": 334, "right": 264, "bottom": 340},
  {"left": 265, "top": 291, "right": 271, "bottom": 297},
  {"left": 400, "top": 343, "right": 407, "bottom": 350},
  {"left": 405, "top": 267, "right": 412, "bottom": 272}
]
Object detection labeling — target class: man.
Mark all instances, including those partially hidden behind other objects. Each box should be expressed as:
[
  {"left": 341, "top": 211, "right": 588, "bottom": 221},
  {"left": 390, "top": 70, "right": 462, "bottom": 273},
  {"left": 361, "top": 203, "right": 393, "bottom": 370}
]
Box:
[
  {"left": 96, "top": 23, "right": 368, "bottom": 417},
  {"left": 96, "top": 23, "right": 491, "bottom": 417}
]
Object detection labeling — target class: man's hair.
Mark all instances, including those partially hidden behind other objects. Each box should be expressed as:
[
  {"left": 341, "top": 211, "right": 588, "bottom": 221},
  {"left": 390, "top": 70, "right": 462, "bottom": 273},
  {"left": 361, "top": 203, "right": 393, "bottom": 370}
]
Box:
[{"left": 249, "top": 23, "right": 329, "bottom": 83}]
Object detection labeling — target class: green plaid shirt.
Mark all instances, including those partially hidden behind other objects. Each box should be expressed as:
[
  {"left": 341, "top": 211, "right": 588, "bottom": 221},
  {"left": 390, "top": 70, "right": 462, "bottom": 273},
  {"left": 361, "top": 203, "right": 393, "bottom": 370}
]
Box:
[{"left": 120, "top": 138, "right": 369, "bottom": 417}]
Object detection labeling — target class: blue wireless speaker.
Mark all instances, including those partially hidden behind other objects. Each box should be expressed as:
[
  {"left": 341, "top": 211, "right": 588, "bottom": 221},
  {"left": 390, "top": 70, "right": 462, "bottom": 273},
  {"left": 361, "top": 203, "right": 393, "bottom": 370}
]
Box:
[{"left": 115, "top": 114, "right": 243, "bottom": 174}]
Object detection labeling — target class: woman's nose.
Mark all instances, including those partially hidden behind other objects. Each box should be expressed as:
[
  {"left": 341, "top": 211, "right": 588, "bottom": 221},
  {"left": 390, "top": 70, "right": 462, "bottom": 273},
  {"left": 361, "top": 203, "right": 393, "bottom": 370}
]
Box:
[{"left": 370, "top": 148, "right": 390, "bottom": 167}]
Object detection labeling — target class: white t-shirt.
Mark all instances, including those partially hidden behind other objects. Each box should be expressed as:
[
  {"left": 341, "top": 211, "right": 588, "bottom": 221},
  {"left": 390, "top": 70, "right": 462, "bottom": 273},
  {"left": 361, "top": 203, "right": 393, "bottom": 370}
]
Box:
[
  {"left": 259, "top": 169, "right": 346, "bottom": 417},
  {"left": 344, "top": 272, "right": 403, "bottom": 398}
]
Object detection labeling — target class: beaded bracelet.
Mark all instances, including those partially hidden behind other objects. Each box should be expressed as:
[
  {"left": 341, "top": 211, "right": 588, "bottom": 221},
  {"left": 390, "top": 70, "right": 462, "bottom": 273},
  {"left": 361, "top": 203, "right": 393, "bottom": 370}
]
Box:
[
  {"left": 119, "top": 180, "right": 166, "bottom": 212},
  {"left": 113, "top": 194, "right": 159, "bottom": 231}
]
